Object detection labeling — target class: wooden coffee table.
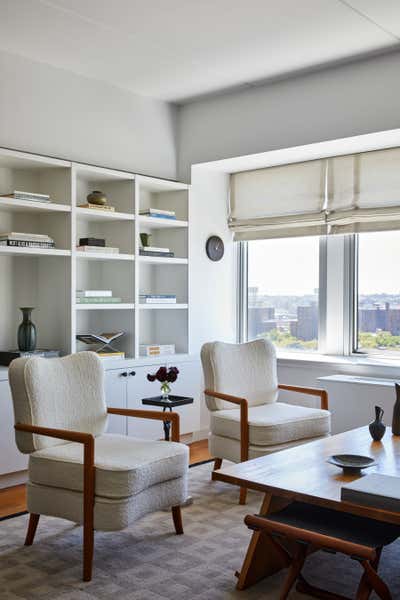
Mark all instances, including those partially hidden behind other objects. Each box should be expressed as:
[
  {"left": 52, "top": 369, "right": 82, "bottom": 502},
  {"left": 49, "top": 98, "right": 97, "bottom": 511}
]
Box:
[{"left": 212, "top": 426, "right": 400, "bottom": 591}]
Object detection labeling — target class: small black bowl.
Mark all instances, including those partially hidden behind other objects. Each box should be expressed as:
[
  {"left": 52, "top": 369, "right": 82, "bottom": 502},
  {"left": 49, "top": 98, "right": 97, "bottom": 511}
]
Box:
[{"left": 327, "top": 454, "right": 377, "bottom": 474}]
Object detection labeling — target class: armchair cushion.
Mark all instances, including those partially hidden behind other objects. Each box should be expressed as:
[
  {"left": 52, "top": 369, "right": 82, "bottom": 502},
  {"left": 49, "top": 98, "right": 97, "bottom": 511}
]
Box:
[
  {"left": 29, "top": 433, "right": 189, "bottom": 499},
  {"left": 210, "top": 402, "right": 330, "bottom": 447}
]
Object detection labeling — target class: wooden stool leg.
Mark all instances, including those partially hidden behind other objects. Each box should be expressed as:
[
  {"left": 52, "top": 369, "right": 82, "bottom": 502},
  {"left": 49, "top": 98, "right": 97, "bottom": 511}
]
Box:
[
  {"left": 213, "top": 458, "right": 222, "bottom": 471},
  {"left": 279, "top": 544, "right": 307, "bottom": 600},
  {"left": 239, "top": 487, "right": 247, "bottom": 505},
  {"left": 356, "top": 547, "right": 382, "bottom": 600},
  {"left": 24, "top": 513, "right": 40, "bottom": 546},
  {"left": 360, "top": 559, "right": 392, "bottom": 600},
  {"left": 172, "top": 505, "right": 184, "bottom": 535}
]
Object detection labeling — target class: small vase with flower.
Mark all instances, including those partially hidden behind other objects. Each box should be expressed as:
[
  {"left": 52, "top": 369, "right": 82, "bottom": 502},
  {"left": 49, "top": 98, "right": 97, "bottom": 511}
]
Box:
[{"left": 147, "top": 366, "right": 179, "bottom": 401}]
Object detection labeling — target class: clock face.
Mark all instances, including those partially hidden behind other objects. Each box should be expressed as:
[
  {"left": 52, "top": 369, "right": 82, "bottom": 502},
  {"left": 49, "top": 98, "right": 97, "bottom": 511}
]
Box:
[{"left": 206, "top": 235, "right": 224, "bottom": 261}]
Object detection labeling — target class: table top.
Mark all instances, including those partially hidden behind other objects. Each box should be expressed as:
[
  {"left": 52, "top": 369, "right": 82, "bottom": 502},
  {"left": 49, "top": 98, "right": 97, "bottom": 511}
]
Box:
[
  {"left": 141, "top": 395, "right": 194, "bottom": 408},
  {"left": 213, "top": 427, "right": 400, "bottom": 524}
]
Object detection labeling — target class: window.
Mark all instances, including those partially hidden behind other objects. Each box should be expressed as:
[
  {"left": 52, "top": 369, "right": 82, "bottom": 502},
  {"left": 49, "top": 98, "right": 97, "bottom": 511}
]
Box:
[
  {"left": 356, "top": 231, "right": 400, "bottom": 357},
  {"left": 246, "top": 237, "right": 319, "bottom": 351}
]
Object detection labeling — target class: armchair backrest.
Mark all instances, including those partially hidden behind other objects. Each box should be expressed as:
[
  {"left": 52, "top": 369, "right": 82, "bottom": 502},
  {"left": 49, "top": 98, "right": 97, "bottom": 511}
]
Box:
[
  {"left": 201, "top": 339, "right": 278, "bottom": 411},
  {"left": 9, "top": 351, "right": 108, "bottom": 453}
]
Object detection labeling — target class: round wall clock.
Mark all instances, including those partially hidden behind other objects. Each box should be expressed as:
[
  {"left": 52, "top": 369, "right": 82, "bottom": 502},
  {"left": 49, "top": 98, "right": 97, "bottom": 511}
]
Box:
[{"left": 206, "top": 235, "right": 224, "bottom": 261}]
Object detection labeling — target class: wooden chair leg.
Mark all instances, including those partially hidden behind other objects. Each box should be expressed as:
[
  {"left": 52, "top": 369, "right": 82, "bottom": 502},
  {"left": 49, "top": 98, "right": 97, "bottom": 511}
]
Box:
[
  {"left": 172, "top": 505, "right": 184, "bottom": 535},
  {"left": 213, "top": 458, "right": 223, "bottom": 471},
  {"left": 360, "top": 559, "right": 392, "bottom": 600},
  {"left": 83, "top": 515, "right": 94, "bottom": 582},
  {"left": 24, "top": 513, "right": 40, "bottom": 546},
  {"left": 239, "top": 487, "right": 247, "bottom": 505},
  {"left": 279, "top": 543, "right": 307, "bottom": 600}
]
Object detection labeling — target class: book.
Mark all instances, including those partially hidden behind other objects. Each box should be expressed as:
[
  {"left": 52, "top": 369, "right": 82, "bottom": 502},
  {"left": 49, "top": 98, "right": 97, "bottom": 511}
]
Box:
[
  {"left": 0, "top": 191, "right": 51, "bottom": 203},
  {"left": 0, "top": 232, "right": 53, "bottom": 241},
  {"left": 140, "top": 344, "right": 175, "bottom": 357},
  {"left": 76, "top": 246, "right": 119, "bottom": 254},
  {"left": 96, "top": 350, "right": 125, "bottom": 359},
  {"left": 79, "top": 237, "right": 106, "bottom": 247},
  {"left": 139, "top": 294, "right": 176, "bottom": 298},
  {"left": 140, "top": 208, "right": 175, "bottom": 216},
  {"left": 78, "top": 204, "right": 115, "bottom": 212},
  {"left": 341, "top": 473, "right": 400, "bottom": 512},
  {"left": 76, "top": 290, "right": 113, "bottom": 297},
  {"left": 139, "top": 250, "right": 174, "bottom": 257},
  {"left": 140, "top": 212, "right": 177, "bottom": 220},
  {"left": 139, "top": 296, "right": 176, "bottom": 304},
  {"left": 77, "top": 332, "right": 124, "bottom": 345},
  {"left": 76, "top": 297, "right": 122, "bottom": 304},
  {"left": 0, "top": 349, "right": 60, "bottom": 366},
  {"left": 0, "top": 240, "right": 55, "bottom": 248},
  {"left": 141, "top": 246, "right": 170, "bottom": 253}
]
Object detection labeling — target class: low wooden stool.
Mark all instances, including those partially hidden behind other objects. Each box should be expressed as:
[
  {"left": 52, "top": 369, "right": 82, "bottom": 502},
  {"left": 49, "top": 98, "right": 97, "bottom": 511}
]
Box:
[{"left": 245, "top": 502, "right": 400, "bottom": 600}]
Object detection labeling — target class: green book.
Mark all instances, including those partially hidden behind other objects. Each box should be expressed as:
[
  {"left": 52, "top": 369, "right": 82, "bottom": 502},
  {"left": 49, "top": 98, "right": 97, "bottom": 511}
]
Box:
[{"left": 76, "top": 297, "right": 122, "bottom": 304}]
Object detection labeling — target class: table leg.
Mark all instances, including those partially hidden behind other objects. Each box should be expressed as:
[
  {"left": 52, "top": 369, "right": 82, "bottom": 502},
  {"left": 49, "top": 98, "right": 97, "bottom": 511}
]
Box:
[
  {"left": 236, "top": 493, "right": 291, "bottom": 591},
  {"left": 163, "top": 407, "right": 171, "bottom": 441}
]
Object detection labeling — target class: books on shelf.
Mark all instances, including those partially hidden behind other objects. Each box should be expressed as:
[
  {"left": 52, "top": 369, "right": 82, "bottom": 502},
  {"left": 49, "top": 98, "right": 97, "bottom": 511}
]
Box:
[
  {"left": 140, "top": 208, "right": 176, "bottom": 220},
  {"left": 77, "top": 332, "right": 124, "bottom": 345},
  {"left": 140, "top": 344, "right": 175, "bottom": 357},
  {"left": 76, "top": 245, "right": 119, "bottom": 254},
  {"left": 79, "top": 237, "right": 106, "bottom": 247},
  {"left": 141, "top": 246, "right": 170, "bottom": 253},
  {"left": 0, "top": 232, "right": 55, "bottom": 248},
  {"left": 139, "top": 294, "right": 176, "bottom": 304},
  {"left": 76, "top": 297, "right": 122, "bottom": 304},
  {"left": 78, "top": 203, "right": 115, "bottom": 212},
  {"left": 77, "top": 290, "right": 113, "bottom": 297},
  {"left": 96, "top": 350, "right": 125, "bottom": 359},
  {"left": 0, "top": 349, "right": 60, "bottom": 366},
  {"left": 0, "top": 191, "right": 51, "bottom": 203},
  {"left": 139, "top": 249, "right": 174, "bottom": 257}
]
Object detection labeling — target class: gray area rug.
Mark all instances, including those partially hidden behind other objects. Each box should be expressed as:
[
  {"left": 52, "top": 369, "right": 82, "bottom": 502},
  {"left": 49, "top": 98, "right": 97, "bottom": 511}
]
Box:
[{"left": 1, "top": 462, "right": 400, "bottom": 599}]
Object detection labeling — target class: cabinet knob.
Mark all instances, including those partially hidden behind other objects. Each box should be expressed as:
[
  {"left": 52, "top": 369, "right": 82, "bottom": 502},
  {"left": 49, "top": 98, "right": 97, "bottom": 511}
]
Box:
[
  {"left": 129, "top": 371, "right": 136, "bottom": 376},
  {"left": 121, "top": 372, "right": 128, "bottom": 377}
]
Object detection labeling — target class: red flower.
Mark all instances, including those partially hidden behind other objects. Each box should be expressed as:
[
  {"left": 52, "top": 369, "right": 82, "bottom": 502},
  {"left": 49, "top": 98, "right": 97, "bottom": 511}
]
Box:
[{"left": 147, "top": 366, "right": 179, "bottom": 384}]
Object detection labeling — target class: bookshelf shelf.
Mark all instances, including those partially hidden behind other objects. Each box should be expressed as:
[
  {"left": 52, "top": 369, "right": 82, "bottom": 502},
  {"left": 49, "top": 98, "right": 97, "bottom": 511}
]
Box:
[
  {"left": 139, "top": 215, "right": 187, "bottom": 229},
  {"left": 0, "top": 246, "right": 71, "bottom": 257},
  {"left": 76, "top": 303, "right": 135, "bottom": 310},
  {"left": 76, "top": 251, "right": 135, "bottom": 261},
  {"left": 76, "top": 207, "right": 135, "bottom": 222},
  {"left": 0, "top": 148, "right": 190, "bottom": 360},
  {"left": 139, "top": 304, "right": 188, "bottom": 310},
  {"left": 0, "top": 198, "right": 71, "bottom": 214},
  {"left": 138, "top": 256, "right": 188, "bottom": 265}
]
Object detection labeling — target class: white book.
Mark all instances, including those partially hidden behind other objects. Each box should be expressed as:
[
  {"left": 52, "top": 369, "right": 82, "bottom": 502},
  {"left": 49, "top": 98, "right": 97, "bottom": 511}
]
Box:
[
  {"left": 140, "top": 298, "right": 176, "bottom": 304},
  {"left": 140, "top": 208, "right": 175, "bottom": 216},
  {"left": 76, "top": 246, "right": 119, "bottom": 254},
  {"left": 76, "top": 290, "right": 113, "bottom": 297},
  {"left": 0, "top": 232, "right": 53, "bottom": 241},
  {"left": 140, "top": 344, "right": 175, "bottom": 356},
  {"left": 14, "top": 190, "right": 50, "bottom": 200},
  {"left": 141, "top": 246, "right": 170, "bottom": 253}
]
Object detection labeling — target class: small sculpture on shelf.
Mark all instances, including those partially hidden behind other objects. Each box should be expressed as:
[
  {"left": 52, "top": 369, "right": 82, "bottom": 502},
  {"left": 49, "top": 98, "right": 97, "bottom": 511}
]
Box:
[
  {"left": 87, "top": 190, "right": 108, "bottom": 206},
  {"left": 147, "top": 366, "right": 179, "bottom": 401},
  {"left": 18, "top": 307, "right": 37, "bottom": 352},
  {"left": 369, "top": 405, "right": 386, "bottom": 441}
]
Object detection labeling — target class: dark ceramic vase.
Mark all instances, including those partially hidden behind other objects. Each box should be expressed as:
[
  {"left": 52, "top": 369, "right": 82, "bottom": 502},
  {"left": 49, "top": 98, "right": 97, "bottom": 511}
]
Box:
[
  {"left": 392, "top": 384, "right": 400, "bottom": 435},
  {"left": 369, "top": 405, "right": 386, "bottom": 441},
  {"left": 17, "top": 307, "right": 37, "bottom": 352}
]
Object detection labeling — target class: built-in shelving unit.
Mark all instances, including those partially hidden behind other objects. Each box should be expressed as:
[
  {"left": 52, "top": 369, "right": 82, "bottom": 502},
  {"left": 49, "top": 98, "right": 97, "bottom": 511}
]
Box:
[{"left": 0, "top": 147, "right": 190, "bottom": 361}]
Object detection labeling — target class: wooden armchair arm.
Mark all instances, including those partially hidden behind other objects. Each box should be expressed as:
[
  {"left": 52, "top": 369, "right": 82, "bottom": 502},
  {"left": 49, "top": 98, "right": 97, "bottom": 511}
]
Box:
[
  {"left": 278, "top": 384, "right": 328, "bottom": 410},
  {"left": 107, "top": 407, "right": 180, "bottom": 442},
  {"left": 204, "top": 389, "right": 249, "bottom": 462},
  {"left": 15, "top": 422, "right": 95, "bottom": 580}
]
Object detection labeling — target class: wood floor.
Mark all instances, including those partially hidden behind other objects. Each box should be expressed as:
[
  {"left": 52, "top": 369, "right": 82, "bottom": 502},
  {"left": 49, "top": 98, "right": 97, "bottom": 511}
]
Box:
[{"left": 0, "top": 439, "right": 211, "bottom": 519}]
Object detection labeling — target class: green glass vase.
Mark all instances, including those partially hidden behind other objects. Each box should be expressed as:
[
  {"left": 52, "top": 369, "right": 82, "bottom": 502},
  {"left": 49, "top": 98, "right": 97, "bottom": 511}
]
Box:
[{"left": 17, "top": 307, "right": 37, "bottom": 352}]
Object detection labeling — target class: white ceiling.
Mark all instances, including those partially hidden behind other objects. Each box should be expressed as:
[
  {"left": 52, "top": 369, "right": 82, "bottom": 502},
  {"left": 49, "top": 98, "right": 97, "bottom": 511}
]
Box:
[{"left": 1, "top": 0, "right": 399, "bottom": 103}]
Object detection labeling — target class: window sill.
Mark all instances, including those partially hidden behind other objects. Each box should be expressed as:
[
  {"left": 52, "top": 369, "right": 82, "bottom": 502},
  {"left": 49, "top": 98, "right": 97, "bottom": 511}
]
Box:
[{"left": 277, "top": 350, "right": 400, "bottom": 377}]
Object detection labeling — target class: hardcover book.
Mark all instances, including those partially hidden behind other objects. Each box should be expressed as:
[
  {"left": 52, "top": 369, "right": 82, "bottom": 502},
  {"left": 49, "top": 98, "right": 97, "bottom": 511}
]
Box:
[
  {"left": 76, "top": 297, "right": 122, "bottom": 304},
  {"left": 79, "top": 237, "right": 106, "bottom": 247},
  {"left": 76, "top": 290, "right": 113, "bottom": 297},
  {"left": 0, "top": 349, "right": 60, "bottom": 366},
  {"left": 341, "top": 473, "right": 400, "bottom": 512},
  {"left": 139, "top": 249, "right": 174, "bottom": 257}
]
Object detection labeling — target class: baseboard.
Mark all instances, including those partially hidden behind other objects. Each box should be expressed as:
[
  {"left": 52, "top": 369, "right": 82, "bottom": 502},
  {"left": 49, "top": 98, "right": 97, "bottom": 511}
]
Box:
[
  {"left": 191, "top": 429, "right": 209, "bottom": 442},
  {"left": 0, "top": 470, "right": 28, "bottom": 489}
]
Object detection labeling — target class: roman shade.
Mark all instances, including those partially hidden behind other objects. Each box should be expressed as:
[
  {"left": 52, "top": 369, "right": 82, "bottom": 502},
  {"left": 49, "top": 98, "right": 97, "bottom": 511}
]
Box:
[{"left": 230, "top": 147, "right": 400, "bottom": 240}]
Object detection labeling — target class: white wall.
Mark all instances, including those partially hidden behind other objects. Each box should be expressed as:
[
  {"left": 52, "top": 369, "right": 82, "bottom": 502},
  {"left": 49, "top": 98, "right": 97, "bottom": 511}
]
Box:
[
  {"left": 0, "top": 51, "right": 177, "bottom": 179},
  {"left": 178, "top": 50, "right": 400, "bottom": 180}
]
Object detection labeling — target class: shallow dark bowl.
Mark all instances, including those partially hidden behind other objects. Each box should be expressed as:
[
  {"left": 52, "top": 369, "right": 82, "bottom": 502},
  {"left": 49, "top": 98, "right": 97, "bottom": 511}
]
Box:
[{"left": 327, "top": 454, "right": 377, "bottom": 473}]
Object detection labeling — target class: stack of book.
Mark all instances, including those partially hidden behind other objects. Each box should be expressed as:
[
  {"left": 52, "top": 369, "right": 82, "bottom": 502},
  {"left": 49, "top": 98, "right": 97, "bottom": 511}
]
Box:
[
  {"left": 140, "top": 344, "right": 175, "bottom": 357},
  {"left": 140, "top": 208, "right": 176, "bottom": 220},
  {"left": 139, "top": 294, "right": 176, "bottom": 304},
  {"left": 76, "top": 290, "right": 122, "bottom": 304},
  {"left": 1, "top": 190, "right": 51, "bottom": 204},
  {"left": 76, "top": 237, "right": 119, "bottom": 254},
  {"left": 139, "top": 246, "right": 174, "bottom": 258},
  {"left": 78, "top": 203, "right": 115, "bottom": 212},
  {"left": 0, "top": 232, "right": 55, "bottom": 249},
  {"left": 76, "top": 332, "right": 125, "bottom": 359}
]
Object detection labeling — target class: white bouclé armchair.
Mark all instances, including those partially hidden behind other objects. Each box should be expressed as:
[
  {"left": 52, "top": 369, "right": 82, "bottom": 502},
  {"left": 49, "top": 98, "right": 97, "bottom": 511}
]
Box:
[
  {"left": 201, "top": 339, "right": 330, "bottom": 504},
  {"left": 9, "top": 352, "right": 188, "bottom": 581}
]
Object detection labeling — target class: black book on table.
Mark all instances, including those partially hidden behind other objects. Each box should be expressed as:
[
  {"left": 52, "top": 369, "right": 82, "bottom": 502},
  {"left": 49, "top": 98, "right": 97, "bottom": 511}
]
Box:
[{"left": 79, "top": 237, "right": 106, "bottom": 247}]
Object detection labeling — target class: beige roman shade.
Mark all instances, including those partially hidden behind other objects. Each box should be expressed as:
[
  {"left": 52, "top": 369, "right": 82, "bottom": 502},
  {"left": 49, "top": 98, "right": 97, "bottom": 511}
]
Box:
[{"left": 230, "top": 147, "right": 400, "bottom": 240}]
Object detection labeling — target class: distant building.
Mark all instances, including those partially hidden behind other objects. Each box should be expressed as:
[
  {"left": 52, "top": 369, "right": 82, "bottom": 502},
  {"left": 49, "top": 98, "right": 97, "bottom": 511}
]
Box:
[
  {"left": 248, "top": 306, "right": 275, "bottom": 339},
  {"left": 359, "top": 302, "right": 400, "bottom": 335},
  {"left": 290, "top": 303, "right": 318, "bottom": 341}
]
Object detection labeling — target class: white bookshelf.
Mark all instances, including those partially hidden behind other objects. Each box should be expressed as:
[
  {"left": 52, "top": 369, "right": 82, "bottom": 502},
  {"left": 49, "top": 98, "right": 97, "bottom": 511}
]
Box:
[{"left": 0, "top": 148, "right": 190, "bottom": 361}]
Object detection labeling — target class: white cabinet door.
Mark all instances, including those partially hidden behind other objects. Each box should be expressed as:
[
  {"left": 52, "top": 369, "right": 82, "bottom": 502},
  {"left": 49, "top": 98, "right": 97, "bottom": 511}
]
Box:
[
  {"left": 167, "top": 360, "right": 201, "bottom": 435},
  {"left": 0, "top": 381, "right": 28, "bottom": 475},
  {"left": 105, "top": 369, "right": 128, "bottom": 435},
  {"left": 127, "top": 365, "right": 166, "bottom": 440}
]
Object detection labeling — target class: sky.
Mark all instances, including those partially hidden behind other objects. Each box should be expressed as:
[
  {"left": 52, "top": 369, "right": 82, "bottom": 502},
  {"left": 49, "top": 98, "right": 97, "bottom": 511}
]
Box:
[{"left": 248, "top": 232, "right": 400, "bottom": 297}]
